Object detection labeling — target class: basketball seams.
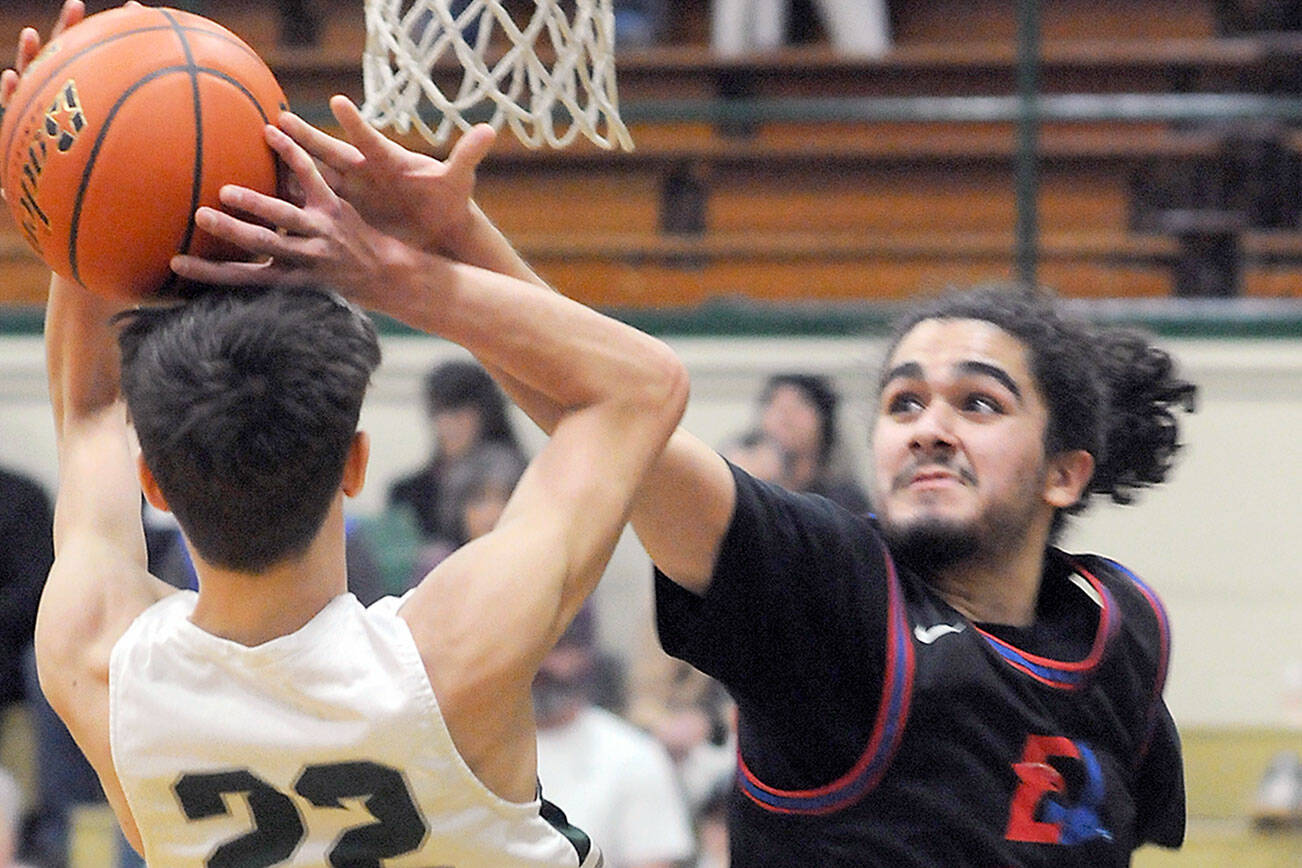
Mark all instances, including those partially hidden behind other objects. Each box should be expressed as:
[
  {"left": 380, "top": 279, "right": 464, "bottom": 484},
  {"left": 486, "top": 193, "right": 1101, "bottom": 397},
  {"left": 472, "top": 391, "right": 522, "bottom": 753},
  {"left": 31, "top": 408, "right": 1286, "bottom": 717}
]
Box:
[
  {"left": 4, "top": 5, "right": 285, "bottom": 299},
  {"left": 67, "top": 67, "right": 185, "bottom": 284},
  {"left": 1, "top": 19, "right": 264, "bottom": 181},
  {"left": 159, "top": 8, "right": 205, "bottom": 295},
  {"left": 67, "top": 66, "right": 274, "bottom": 286}
]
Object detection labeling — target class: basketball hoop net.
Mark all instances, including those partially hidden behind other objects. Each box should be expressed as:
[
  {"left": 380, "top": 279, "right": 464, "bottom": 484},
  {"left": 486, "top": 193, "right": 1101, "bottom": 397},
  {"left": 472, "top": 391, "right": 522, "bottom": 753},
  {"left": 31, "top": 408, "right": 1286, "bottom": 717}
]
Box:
[{"left": 361, "top": 0, "right": 633, "bottom": 150}]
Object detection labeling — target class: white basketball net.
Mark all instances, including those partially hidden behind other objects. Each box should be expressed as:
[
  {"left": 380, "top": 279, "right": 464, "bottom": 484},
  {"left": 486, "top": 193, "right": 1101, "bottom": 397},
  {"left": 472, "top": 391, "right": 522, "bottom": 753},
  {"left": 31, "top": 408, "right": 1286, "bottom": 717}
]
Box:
[{"left": 362, "top": 0, "right": 633, "bottom": 150}]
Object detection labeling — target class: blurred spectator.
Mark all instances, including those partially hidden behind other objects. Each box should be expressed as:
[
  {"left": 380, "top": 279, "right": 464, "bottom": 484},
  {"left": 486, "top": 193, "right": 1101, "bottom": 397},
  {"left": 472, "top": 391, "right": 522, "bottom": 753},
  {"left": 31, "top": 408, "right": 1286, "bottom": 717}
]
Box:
[
  {"left": 535, "top": 609, "right": 695, "bottom": 868},
  {"left": 277, "top": 0, "right": 320, "bottom": 45},
  {"left": 614, "top": 0, "right": 668, "bottom": 48},
  {"left": 712, "top": 0, "right": 890, "bottom": 56},
  {"left": 0, "top": 466, "right": 52, "bottom": 726},
  {"left": 719, "top": 429, "right": 788, "bottom": 484},
  {"left": 626, "top": 648, "right": 735, "bottom": 819},
  {"left": 1217, "top": 0, "right": 1302, "bottom": 33},
  {"left": 756, "top": 373, "right": 871, "bottom": 512},
  {"left": 0, "top": 767, "right": 35, "bottom": 868},
  {"left": 20, "top": 648, "right": 141, "bottom": 868},
  {"left": 690, "top": 781, "right": 731, "bottom": 868},
  {"left": 388, "top": 360, "right": 526, "bottom": 542},
  {"left": 410, "top": 443, "right": 527, "bottom": 582},
  {"left": 1253, "top": 750, "right": 1302, "bottom": 830}
]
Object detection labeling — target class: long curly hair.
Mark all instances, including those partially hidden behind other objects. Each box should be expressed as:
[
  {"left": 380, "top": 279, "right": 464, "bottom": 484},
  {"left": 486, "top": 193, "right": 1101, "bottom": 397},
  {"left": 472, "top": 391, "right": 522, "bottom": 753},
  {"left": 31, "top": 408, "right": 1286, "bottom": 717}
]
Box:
[{"left": 881, "top": 286, "right": 1197, "bottom": 537}]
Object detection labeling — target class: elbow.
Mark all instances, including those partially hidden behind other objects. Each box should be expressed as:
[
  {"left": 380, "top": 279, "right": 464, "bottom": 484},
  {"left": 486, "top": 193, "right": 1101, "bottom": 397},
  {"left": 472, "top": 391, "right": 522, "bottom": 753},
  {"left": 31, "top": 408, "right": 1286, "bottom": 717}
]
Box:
[{"left": 640, "top": 340, "right": 690, "bottom": 435}]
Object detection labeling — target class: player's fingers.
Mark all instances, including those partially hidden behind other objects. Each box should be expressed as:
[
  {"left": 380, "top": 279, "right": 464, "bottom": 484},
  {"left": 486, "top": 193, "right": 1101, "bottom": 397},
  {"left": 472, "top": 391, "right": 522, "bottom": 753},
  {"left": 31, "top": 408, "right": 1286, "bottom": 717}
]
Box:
[
  {"left": 278, "top": 110, "right": 363, "bottom": 176},
  {"left": 445, "top": 123, "right": 496, "bottom": 178},
  {"left": 50, "top": 0, "right": 86, "bottom": 41},
  {"left": 216, "top": 185, "right": 318, "bottom": 237},
  {"left": 317, "top": 162, "right": 346, "bottom": 193},
  {"left": 265, "top": 123, "right": 335, "bottom": 206},
  {"left": 1, "top": 69, "right": 19, "bottom": 109},
  {"left": 14, "top": 28, "right": 40, "bottom": 75},
  {"left": 329, "top": 94, "right": 400, "bottom": 162},
  {"left": 170, "top": 254, "right": 280, "bottom": 286},
  {"left": 194, "top": 205, "right": 297, "bottom": 259}
]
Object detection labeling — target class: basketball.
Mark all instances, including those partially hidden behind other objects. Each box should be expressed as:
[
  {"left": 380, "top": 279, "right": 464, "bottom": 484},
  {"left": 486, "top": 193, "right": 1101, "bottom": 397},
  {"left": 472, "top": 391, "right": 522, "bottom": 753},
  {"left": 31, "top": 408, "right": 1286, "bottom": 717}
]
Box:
[{"left": 0, "top": 5, "right": 286, "bottom": 301}]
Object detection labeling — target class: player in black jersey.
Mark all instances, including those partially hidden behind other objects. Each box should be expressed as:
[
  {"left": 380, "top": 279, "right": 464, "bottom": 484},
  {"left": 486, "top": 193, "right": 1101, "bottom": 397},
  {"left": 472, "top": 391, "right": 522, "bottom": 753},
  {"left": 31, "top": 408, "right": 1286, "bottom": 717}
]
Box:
[
  {"left": 475, "top": 275, "right": 1193, "bottom": 865},
  {"left": 162, "top": 84, "right": 1195, "bottom": 863},
  {"left": 650, "top": 289, "right": 1195, "bottom": 866}
]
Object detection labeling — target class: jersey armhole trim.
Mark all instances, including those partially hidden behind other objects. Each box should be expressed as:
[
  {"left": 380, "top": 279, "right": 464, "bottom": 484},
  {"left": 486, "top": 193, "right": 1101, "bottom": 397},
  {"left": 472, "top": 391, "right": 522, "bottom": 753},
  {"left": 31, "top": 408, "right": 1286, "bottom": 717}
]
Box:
[
  {"left": 972, "top": 560, "right": 1119, "bottom": 690},
  {"left": 1097, "top": 557, "right": 1173, "bottom": 766},
  {"left": 736, "top": 536, "right": 915, "bottom": 815}
]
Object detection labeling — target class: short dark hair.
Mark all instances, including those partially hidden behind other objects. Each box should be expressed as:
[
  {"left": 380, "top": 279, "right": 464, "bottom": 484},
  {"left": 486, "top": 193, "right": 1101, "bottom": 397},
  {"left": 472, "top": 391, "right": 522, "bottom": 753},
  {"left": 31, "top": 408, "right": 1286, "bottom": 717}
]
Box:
[
  {"left": 881, "top": 286, "right": 1197, "bottom": 536},
  {"left": 116, "top": 287, "right": 382, "bottom": 572},
  {"left": 422, "top": 360, "right": 520, "bottom": 451},
  {"left": 760, "top": 372, "right": 841, "bottom": 464}
]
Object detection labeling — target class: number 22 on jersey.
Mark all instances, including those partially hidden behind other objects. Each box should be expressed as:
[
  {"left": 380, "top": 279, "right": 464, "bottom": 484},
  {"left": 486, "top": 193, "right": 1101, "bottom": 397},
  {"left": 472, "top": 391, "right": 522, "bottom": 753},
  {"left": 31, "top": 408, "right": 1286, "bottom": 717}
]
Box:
[{"left": 174, "top": 760, "right": 433, "bottom": 868}]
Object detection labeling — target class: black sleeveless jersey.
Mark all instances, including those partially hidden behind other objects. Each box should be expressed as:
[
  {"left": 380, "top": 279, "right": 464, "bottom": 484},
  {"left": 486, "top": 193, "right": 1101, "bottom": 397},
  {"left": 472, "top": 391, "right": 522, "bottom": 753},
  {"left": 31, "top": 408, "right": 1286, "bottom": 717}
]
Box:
[{"left": 656, "top": 464, "right": 1185, "bottom": 867}]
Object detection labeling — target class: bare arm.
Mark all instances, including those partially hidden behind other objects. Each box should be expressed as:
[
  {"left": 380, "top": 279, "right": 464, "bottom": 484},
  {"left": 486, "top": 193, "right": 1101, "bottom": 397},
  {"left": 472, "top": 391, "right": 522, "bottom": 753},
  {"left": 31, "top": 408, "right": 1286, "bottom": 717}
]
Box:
[
  {"left": 36, "top": 276, "right": 175, "bottom": 852},
  {"left": 171, "top": 123, "right": 691, "bottom": 797},
  {"left": 274, "top": 97, "right": 738, "bottom": 592},
  {"left": 4, "top": 2, "right": 170, "bottom": 851}
]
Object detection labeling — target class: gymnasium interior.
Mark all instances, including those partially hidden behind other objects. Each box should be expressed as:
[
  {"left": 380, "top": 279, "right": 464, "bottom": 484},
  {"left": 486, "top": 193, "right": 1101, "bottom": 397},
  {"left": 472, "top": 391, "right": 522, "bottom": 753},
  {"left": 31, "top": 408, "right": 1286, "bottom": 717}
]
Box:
[{"left": 0, "top": 1, "right": 1299, "bottom": 865}]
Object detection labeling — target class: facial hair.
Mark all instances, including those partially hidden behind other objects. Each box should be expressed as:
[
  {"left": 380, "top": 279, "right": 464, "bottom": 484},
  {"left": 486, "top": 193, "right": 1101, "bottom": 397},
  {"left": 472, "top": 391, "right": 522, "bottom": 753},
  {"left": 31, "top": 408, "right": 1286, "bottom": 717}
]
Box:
[
  {"left": 878, "top": 463, "right": 1047, "bottom": 577},
  {"left": 881, "top": 516, "right": 981, "bottom": 573}
]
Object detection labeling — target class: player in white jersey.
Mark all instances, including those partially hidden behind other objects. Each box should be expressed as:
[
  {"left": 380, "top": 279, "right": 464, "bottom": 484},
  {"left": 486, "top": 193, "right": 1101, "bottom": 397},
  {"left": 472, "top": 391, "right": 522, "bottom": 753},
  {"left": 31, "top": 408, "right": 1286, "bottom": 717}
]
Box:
[{"left": 8, "top": 4, "right": 687, "bottom": 865}]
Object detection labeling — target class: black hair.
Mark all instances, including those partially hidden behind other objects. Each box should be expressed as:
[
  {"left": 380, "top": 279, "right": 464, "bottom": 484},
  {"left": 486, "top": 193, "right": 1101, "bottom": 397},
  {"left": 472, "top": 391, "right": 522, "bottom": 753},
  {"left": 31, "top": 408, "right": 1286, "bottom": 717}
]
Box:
[
  {"left": 760, "top": 372, "right": 841, "bottom": 465},
  {"left": 116, "top": 287, "right": 382, "bottom": 572},
  {"left": 423, "top": 359, "right": 520, "bottom": 452},
  {"left": 881, "top": 286, "right": 1197, "bottom": 536}
]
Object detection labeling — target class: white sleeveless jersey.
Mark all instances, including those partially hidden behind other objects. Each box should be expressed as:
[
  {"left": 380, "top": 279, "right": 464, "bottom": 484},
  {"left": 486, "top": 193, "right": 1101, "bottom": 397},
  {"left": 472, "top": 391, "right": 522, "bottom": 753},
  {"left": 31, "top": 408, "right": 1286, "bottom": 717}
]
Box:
[{"left": 109, "top": 591, "right": 600, "bottom": 868}]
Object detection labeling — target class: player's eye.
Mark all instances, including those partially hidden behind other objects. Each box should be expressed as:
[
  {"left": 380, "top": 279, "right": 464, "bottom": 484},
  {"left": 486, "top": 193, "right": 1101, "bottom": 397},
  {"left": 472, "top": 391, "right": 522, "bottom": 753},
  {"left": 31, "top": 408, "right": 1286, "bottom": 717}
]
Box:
[
  {"left": 887, "top": 392, "right": 925, "bottom": 415},
  {"left": 963, "top": 393, "right": 1004, "bottom": 415}
]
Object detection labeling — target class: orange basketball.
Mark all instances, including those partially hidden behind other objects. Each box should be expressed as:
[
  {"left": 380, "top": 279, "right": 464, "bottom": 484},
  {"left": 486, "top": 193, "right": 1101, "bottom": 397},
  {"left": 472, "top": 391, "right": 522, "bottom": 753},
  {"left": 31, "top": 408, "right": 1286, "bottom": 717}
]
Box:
[{"left": 0, "top": 5, "right": 286, "bottom": 301}]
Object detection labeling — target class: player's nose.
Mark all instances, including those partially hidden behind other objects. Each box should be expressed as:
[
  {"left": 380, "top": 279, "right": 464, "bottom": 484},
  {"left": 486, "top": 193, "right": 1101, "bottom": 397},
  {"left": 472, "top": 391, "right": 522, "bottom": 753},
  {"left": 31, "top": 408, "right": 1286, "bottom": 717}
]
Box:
[{"left": 907, "top": 401, "right": 958, "bottom": 454}]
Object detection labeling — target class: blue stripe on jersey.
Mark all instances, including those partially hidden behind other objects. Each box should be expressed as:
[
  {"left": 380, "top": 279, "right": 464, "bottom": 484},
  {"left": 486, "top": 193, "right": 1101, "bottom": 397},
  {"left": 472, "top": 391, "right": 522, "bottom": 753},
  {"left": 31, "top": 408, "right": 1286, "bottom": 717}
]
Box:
[
  {"left": 737, "top": 538, "right": 915, "bottom": 815},
  {"left": 980, "top": 636, "right": 1089, "bottom": 688},
  {"left": 1096, "top": 557, "right": 1172, "bottom": 764},
  {"left": 975, "top": 561, "right": 1119, "bottom": 690}
]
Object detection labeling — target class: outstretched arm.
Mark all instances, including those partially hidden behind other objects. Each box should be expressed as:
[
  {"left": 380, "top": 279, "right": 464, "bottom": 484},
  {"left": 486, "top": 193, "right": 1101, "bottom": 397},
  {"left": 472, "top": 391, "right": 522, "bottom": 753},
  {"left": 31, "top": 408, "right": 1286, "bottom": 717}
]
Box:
[
  {"left": 173, "top": 104, "right": 739, "bottom": 595},
  {"left": 4, "top": 5, "right": 171, "bottom": 851}
]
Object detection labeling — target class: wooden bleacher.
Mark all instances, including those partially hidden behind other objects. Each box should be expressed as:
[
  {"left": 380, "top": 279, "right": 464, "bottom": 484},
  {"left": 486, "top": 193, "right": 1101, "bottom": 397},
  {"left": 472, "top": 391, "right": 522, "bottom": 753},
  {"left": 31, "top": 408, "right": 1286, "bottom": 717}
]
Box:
[{"left": 1, "top": 0, "right": 1300, "bottom": 309}]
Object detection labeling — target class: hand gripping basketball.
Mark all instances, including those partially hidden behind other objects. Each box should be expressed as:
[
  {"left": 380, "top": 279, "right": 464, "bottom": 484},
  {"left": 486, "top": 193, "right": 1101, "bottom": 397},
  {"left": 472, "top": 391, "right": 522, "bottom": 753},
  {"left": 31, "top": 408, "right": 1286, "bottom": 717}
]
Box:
[
  {"left": 173, "top": 118, "right": 405, "bottom": 307},
  {"left": 0, "top": 2, "right": 285, "bottom": 301},
  {"left": 171, "top": 99, "right": 496, "bottom": 299}
]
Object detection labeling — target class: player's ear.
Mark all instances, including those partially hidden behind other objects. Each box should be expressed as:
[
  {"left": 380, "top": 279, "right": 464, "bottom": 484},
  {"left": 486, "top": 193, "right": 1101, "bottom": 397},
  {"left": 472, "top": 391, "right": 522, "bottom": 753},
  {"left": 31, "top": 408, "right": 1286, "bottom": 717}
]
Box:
[
  {"left": 137, "top": 453, "right": 170, "bottom": 512},
  {"left": 341, "top": 430, "right": 369, "bottom": 498},
  {"left": 1043, "top": 449, "right": 1094, "bottom": 509}
]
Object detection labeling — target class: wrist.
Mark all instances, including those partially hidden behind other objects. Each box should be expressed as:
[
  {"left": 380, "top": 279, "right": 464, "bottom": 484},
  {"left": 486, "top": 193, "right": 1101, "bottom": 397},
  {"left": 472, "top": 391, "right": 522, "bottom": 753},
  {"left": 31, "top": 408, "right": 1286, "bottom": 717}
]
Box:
[{"left": 369, "top": 242, "right": 457, "bottom": 332}]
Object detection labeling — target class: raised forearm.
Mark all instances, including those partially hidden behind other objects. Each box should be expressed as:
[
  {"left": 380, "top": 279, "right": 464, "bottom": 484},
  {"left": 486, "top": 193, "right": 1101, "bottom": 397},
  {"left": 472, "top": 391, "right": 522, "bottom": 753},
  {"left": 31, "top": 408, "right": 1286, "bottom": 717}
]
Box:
[
  {"left": 444, "top": 202, "right": 550, "bottom": 289},
  {"left": 385, "top": 251, "right": 683, "bottom": 416},
  {"left": 44, "top": 275, "right": 127, "bottom": 437}
]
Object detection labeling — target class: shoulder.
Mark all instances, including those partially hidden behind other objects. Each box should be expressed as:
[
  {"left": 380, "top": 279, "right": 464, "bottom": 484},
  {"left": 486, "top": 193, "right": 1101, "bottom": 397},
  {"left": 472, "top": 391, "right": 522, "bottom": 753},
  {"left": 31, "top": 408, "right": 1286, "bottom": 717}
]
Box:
[
  {"left": 731, "top": 463, "right": 878, "bottom": 542},
  {"left": 1067, "top": 553, "right": 1171, "bottom": 621},
  {"left": 1061, "top": 551, "right": 1172, "bottom": 668},
  {"left": 113, "top": 590, "right": 198, "bottom": 646},
  {"left": 388, "top": 468, "right": 431, "bottom": 500}
]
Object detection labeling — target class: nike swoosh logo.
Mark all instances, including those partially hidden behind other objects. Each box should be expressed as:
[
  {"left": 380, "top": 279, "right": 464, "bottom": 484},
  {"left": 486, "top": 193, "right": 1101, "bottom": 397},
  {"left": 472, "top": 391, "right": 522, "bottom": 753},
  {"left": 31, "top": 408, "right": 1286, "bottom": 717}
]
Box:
[{"left": 914, "top": 623, "right": 965, "bottom": 644}]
